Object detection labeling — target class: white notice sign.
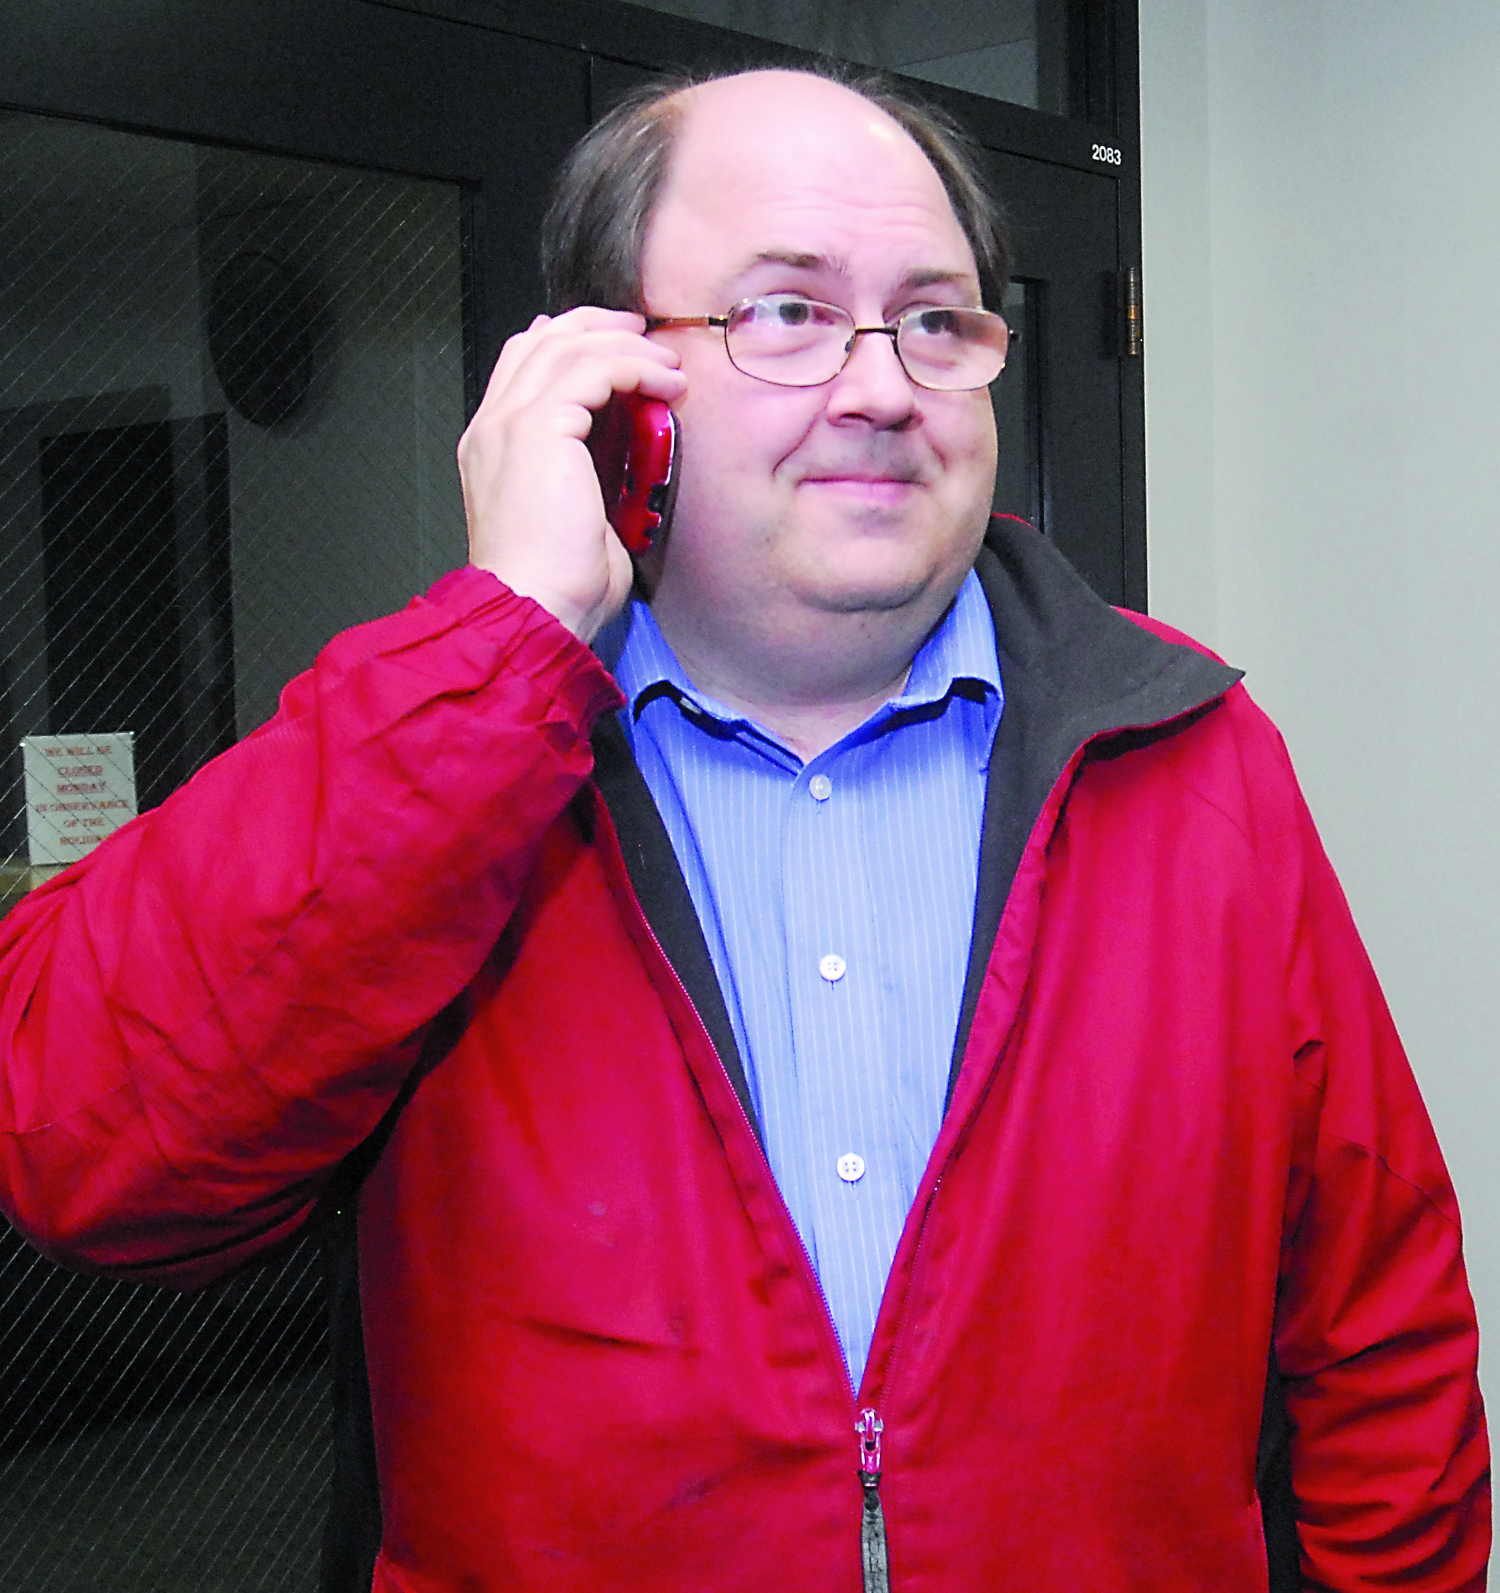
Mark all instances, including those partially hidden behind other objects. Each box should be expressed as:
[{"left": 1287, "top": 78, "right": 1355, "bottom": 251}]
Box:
[{"left": 23, "top": 733, "right": 138, "bottom": 866}]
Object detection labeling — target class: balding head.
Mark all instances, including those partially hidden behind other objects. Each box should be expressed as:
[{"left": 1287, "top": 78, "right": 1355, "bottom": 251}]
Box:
[
  {"left": 541, "top": 66, "right": 1010, "bottom": 318},
  {"left": 643, "top": 72, "right": 974, "bottom": 313}
]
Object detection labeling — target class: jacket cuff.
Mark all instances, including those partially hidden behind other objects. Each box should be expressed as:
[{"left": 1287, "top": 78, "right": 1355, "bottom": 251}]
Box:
[{"left": 422, "top": 565, "right": 626, "bottom": 729}]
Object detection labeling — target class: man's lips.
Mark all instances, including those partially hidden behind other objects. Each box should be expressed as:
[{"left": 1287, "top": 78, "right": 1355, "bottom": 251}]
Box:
[{"left": 798, "top": 470, "right": 921, "bottom": 505}]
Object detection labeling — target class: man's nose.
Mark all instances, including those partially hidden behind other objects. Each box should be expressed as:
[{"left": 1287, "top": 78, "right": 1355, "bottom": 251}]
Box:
[{"left": 824, "top": 326, "right": 919, "bottom": 427}]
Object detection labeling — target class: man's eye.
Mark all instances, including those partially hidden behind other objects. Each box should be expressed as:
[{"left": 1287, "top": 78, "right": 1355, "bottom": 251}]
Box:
[
  {"left": 774, "top": 298, "right": 813, "bottom": 326},
  {"left": 909, "top": 308, "right": 962, "bottom": 337}
]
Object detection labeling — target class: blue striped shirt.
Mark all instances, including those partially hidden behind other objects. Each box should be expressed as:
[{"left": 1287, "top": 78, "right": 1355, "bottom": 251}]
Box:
[{"left": 604, "top": 573, "right": 1003, "bottom": 1388}]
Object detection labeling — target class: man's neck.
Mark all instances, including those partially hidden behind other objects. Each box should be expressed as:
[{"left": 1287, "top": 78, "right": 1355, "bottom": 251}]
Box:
[
  {"left": 698, "top": 672, "right": 912, "bottom": 763},
  {"left": 651, "top": 604, "right": 932, "bottom": 762}
]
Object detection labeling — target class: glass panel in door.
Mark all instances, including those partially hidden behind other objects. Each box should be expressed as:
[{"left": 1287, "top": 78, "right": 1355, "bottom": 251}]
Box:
[
  {"left": 615, "top": 0, "right": 1072, "bottom": 113},
  {"left": 0, "top": 105, "right": 468, "bottom": 1592}
]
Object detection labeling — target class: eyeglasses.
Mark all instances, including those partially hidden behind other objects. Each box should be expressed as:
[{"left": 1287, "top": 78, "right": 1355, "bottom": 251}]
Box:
[{"left": 646, "top": 293, "right": 1010, "bottom": 392}]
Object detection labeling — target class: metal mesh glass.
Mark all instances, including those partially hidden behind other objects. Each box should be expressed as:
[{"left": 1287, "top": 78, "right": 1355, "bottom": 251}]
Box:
[
  {"left": 616, "top": 0, "right": 1071, "bottom": 114},
  {"left": 0, "top": 107, "right": 469, "bottom": 1588}
]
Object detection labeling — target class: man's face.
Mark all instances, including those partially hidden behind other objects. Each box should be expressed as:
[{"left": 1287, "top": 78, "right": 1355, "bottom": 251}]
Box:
[{"left": 639, "top": 73, "right": 998, "bottom": 679}]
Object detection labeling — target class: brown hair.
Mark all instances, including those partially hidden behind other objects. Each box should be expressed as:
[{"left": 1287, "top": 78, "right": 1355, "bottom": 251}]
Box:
[{"left": 540, "top": 66, "right": 1013, "bottom": 315}]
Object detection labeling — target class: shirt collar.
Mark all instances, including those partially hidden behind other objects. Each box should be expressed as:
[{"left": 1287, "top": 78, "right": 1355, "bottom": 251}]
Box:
[{"left": 600, "top": 568, "right": 1002, "bottom": 756}]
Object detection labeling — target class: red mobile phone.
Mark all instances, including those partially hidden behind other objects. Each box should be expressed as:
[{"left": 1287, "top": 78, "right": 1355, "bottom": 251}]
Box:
[{"left": 586, "top": 393, "right": 680, "bottom": 554}]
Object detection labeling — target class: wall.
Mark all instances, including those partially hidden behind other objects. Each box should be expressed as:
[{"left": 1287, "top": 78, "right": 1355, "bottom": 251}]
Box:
[{"left": 1140, "top": 0, "right": 1500, "bottom": 1440}]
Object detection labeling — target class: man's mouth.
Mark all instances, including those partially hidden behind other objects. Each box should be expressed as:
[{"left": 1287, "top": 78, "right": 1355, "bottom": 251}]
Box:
[
  {"left": 798, "top": 468, "right": 922, "bottom": 505},
  {"left": 806, "top": 477, "right": 914, "bottom": 502}
]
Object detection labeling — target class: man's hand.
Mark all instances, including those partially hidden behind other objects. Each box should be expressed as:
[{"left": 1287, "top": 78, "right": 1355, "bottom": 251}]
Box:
[{"left": 457, "top": 308, "right": 686, "bottom": 642}]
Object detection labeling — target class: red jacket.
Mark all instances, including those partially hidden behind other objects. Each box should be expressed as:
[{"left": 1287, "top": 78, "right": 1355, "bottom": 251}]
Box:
[{"left": 0, "top": 520, "right": 1488, "bottom": 1591}]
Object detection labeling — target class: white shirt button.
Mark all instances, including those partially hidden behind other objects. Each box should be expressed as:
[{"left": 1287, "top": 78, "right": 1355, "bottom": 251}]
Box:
[
  {"left": 837, "top": 1153, "right": 866, "bottom": 1183},
  {"left": 818, "top": 952, "right": 846, "bottom": 982},
  {"left": 809, "top": 774, "right": 833, "bottom": 801}
]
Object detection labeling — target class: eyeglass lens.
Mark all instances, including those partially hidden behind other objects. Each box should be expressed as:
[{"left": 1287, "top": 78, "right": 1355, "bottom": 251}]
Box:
[{"left": 724, "top": 294, "right": 1007, "bottom": 390}]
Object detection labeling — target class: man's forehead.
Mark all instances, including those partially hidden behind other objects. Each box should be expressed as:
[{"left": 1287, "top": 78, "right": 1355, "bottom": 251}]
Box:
[
  {"left": 647, "top": 72, "right": 974, "bottom": 292},
  {"left": 667, "top": 72, "right": 932, "bottom": 189}
]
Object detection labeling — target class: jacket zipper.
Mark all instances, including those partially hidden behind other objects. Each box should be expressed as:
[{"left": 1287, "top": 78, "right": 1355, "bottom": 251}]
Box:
[{"left": 856, "top": 1408, "right": 889, "bottom": 1593}]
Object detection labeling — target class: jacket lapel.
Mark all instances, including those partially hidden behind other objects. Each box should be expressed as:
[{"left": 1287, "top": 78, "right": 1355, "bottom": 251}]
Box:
[
  {"left": 588, "top": 713, "right": 762, "bottom": 1147},
  {"left": 948, "top": 518, "right": 1243, "bottom": 1099}
]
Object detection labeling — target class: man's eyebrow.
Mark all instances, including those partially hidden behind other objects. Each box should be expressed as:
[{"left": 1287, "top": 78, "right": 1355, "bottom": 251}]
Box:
[
  {"left": 739, "top": 249, "right": 848, "bottom": 275},
  {"left": 900, "top": 268, "right": 976, "bottom": 292}
]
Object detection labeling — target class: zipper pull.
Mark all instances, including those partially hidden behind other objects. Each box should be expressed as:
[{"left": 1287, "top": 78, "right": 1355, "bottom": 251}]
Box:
[{"left": 856, "top": 1409, "right": 889, "bottom": 1593}]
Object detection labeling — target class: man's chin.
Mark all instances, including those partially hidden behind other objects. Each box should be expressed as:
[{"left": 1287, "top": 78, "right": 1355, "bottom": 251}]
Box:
[
  {"left": 789, "top": 522, "right": 980, "bottom": 618},
  {"left": 801, "top": 576, "right": 932, "bottom": 616},
  {"left": 790, "top": 549, "right": 956, "bottom": 618}
]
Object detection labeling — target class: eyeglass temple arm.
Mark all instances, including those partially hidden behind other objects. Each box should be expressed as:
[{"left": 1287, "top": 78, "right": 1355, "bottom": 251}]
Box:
[{"left": 644, "top": 315, "right": 730, "bottom": 331}]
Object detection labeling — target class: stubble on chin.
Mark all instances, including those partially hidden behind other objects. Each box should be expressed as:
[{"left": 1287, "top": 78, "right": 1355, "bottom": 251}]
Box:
[
  {"left": 797, "top": 570, "right": 933, "bottom": 616},
  {"left": 782, "top": 512, "right": 983, "bottom": 623}
]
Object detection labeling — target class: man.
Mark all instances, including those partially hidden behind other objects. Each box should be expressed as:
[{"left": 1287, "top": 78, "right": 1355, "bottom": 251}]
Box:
[{"left": 0, "top": 68, "right": 1488, "bottom": 1593}]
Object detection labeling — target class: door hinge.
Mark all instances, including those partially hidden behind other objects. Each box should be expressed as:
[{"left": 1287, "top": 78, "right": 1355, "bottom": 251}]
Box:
[{"left": 1123, "top": 264, "right": 1143, "bottom": 358}]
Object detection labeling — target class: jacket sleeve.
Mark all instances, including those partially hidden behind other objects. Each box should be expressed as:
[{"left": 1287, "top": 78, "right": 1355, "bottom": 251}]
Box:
[
  {"left": 1273, "top": 780, "right": 1490, "bottom": 1590},
  {"left": 0, "top": 566, "right": 624, "bottom": 1289}
]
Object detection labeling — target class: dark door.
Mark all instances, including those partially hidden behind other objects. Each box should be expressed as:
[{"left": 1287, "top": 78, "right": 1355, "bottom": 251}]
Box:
[
  {"left": 992, "top": 152, "right": 1134, "bottom": 602},
  {"left": 40, "top": 423, "right": 187, "bottom": 809}
]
